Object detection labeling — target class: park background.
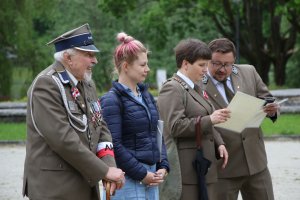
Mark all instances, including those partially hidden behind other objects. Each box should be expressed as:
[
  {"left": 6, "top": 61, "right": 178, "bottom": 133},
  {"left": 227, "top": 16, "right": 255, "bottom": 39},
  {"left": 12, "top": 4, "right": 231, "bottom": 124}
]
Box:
[
  {"left": 1, "top": 0, "right": 300, "bottom": 100},
  {"left": 0, "top": 1, "right": 300, "bottom": 200},
  {"left": 1, "top": 0, "right": 300, "bottom": 139}
]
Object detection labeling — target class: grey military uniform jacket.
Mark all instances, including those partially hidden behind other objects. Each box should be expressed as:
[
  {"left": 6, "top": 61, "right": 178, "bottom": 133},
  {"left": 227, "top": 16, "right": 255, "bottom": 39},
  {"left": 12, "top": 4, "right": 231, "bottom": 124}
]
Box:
[
  {"left": 23, "top": 61, "right": 116, "bottom": 200},
  {"left": 202, "top": 64, "right": 277, "bottom": 178},
  {"left": 157, "top": 74, "right": 225, "bottom": 199}
]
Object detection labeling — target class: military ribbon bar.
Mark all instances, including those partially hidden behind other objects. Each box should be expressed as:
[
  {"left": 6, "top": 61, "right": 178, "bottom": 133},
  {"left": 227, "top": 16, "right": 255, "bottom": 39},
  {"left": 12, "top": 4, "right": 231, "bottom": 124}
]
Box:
[
  {"left": 71, "top": 87, "right": 80, "bottom": 99},
  {"left": 203, "top": 90, "right": 209, "bottom": 100}
]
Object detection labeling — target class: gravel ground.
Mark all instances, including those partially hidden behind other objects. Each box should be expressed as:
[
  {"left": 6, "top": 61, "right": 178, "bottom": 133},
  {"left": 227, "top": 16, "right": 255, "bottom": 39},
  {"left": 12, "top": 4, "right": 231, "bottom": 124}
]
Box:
[{"left": 0, "top": 140, "right": 299, "bottom": 200}]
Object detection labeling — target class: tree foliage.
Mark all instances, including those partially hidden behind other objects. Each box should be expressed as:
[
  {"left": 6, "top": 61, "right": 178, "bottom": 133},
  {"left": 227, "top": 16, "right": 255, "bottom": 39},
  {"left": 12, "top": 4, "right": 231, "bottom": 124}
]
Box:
[
  {"left": 198, "top": 0, "right": 300, "bottom": 85},
  {"left": 100, "top": 0, "right": 300, "bottom": 86},
  {"left": 0, "top": 0, "right": 15, "bottom": 100},
  {"left": 0, "top": 0, "right": 300, "bottom": 100}
]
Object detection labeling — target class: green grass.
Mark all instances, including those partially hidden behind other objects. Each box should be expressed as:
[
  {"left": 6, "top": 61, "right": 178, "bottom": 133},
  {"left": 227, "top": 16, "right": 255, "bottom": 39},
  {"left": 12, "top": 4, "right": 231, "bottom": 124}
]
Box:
[
  {"left": 0, "top": 122, "right": 26, "bottom": 141},
  {"left": 0, "top": 114, "right": 299, "bottom": 141},
  {"left": 261, "top": 114, "right": 300, "bottom": 136}
]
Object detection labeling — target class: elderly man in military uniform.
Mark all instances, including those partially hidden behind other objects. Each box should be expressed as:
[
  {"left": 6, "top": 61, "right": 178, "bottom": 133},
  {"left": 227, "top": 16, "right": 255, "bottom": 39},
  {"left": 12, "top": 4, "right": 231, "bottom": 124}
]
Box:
[{"left": 22, "top": 24, "right": 125, "bottom": 200}]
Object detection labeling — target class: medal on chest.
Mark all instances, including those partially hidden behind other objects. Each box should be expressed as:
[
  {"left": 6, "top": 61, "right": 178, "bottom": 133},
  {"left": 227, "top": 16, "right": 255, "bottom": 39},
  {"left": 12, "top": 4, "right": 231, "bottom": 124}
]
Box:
[{"left": 89, "top": 99, "right": 103, "bottom": 128}]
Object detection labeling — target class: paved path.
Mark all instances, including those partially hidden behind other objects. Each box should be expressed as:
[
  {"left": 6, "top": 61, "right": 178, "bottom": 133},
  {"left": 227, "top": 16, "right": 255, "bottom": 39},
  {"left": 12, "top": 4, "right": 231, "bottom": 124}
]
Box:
[{"left": 0, "top": 141, "right": 299, "bottom": 200}]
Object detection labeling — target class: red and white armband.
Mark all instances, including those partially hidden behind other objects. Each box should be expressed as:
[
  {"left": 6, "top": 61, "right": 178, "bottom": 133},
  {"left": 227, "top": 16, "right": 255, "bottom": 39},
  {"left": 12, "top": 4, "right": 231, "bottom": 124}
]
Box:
[{"left": 96, "top": 142, "right": 115, "bottom": 158}]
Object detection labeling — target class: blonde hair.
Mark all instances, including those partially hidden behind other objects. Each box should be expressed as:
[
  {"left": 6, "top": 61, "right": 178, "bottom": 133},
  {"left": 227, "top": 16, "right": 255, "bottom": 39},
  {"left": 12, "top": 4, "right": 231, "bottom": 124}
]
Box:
[{"left": 114, "top": 32, "right": 148, "bottom": 73}]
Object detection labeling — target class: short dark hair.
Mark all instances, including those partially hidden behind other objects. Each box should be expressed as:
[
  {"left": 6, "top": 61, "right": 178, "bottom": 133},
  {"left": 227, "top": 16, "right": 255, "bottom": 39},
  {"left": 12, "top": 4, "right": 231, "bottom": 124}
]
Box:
[
  {"left": 208, "top": 38, "right": 236, "bottom": 57},
  {"left": 174, "top": 39, "right": 211, "bottom": 69}
]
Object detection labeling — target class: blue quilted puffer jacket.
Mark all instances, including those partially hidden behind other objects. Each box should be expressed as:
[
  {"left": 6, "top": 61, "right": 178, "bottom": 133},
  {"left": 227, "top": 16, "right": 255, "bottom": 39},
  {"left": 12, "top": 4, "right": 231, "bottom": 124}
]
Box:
[{"left": 100, "top": 81, "right": 169, "bottom": 181}]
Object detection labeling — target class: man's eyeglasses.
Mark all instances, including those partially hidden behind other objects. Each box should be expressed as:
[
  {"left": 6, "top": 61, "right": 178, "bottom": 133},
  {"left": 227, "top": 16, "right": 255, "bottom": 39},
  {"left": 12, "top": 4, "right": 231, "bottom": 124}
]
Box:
[{"left": 211, "top": 61, "right": 234, "bottom": 69}]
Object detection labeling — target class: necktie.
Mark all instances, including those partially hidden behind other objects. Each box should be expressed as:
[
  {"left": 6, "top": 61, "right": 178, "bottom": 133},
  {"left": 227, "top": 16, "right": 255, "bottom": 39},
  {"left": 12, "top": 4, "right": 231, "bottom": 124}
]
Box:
[
  {"left": 194, "top": 84, "right": 201, "bottom": 94},
  {"left": 76, "top": 81, "right": 87, "bottom": 113},
  {"left": 77, "top": 81, "right": 85, "bottom": 99},
  {"left": 221, "top": 80, "right": 234, "bottom": 103}
]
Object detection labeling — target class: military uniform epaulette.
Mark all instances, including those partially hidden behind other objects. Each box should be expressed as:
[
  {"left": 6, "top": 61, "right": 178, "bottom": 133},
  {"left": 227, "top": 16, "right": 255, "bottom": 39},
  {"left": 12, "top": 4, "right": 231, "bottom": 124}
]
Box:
[
  {"left": 57, "top": 70, "right": 70, "bottom": 84},
  {"left": 232, "top": 65, "right": 238, "bottom": 75},
  {"left": 172, "top": 76, "right": 189, "bottom": 90},
  {"left": 162, "top": 77, "right": 172, "bottom": 85}
]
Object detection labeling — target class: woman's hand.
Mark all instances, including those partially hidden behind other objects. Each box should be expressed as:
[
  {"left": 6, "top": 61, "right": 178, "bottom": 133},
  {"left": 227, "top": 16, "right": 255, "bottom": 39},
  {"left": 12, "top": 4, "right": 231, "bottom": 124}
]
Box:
[
  {"left": 155, "top": 168, "right": 167, "bottom": 178},
  {"left": 210, "top": 108, "right": 231, "bottom": 124},
  {"left": 218, "top": 144, "right": 228, "bottom": 169},
  {"left": 141, "top": 171, "right": 164, "bottom": 186}
]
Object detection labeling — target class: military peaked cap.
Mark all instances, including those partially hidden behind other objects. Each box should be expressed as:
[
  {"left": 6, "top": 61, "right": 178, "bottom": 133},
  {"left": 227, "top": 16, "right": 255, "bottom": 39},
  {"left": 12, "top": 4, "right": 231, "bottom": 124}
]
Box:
[{"left": 47, "top": 23, "right": 99, "bottom": 52}]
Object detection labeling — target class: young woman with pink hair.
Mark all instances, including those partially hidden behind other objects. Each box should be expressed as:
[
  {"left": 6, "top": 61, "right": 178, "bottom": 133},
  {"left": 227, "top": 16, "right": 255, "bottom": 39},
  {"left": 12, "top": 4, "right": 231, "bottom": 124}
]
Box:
[{"left": 100, "top": 32, "right": 169, "bottom": 200}]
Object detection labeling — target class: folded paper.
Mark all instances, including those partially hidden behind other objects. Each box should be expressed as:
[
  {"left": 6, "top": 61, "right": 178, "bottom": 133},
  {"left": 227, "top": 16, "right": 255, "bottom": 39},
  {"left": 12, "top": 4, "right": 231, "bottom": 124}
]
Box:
[{"left": 214, "top": 91, "right": 266, "bottom": 133}]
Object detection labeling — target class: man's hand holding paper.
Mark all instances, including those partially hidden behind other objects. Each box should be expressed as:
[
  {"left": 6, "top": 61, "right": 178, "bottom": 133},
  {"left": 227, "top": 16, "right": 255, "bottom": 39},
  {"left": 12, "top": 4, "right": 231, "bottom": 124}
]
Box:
[
  {"left": 263, "top": 103, "right": 278, "bottom": 117},
  {"left": 214, "top": 91, "right": 268, "bottom": 133}
]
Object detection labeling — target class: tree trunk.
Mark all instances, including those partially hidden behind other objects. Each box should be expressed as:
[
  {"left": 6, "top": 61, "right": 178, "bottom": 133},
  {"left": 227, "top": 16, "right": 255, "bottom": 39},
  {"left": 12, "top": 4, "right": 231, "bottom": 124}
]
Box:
[
  {"left": 238, "top": 0, "right": 271, "bottom": 84},
  {"left": 273, "top": 58, "right": 287, "bottom": 86},
  {"left": 211, "top": 0, "right": 299, "bottom": 86},
  {"left": 247, "top": 55, "right": 271, "bottom": 85},
  {"left": 0, "top": 55, "right": 13, "bottom": 101},
  {"left": 268, "top": 1, "right": 297, "bottom": 86}
]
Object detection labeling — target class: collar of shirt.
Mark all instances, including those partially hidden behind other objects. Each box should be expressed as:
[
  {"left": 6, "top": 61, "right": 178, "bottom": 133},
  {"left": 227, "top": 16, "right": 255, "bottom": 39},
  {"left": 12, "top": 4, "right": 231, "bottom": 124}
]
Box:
[
  {"left": 177, "top": 71, "right": 195, "bottom": 89},
  {"left": 119, "top": 83, "right": 142, "bottom": 99},
  {"left": 207, "top": 71, "right": 233, "bottom": 89},
  {"left": 66, "top": 70, "right": 79, "bottom": 86},
  {"left": 207, "top": 71, "right": 234, "bottom": 104},
  {"left": 119, "top": 82, "right": 150, "bottom": 119}
]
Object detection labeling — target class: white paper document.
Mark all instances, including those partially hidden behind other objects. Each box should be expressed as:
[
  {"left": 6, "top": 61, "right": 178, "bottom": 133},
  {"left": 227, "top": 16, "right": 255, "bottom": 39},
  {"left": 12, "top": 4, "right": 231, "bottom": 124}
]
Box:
[
  {"left": 214, "top": 91, "right": 266, "bottom": 133},
  {"left": 157, "top": 120, "right": 164, "bottom": 160},
  {"left": 277, "top": 98, "right": 288, "bottom": 105}
]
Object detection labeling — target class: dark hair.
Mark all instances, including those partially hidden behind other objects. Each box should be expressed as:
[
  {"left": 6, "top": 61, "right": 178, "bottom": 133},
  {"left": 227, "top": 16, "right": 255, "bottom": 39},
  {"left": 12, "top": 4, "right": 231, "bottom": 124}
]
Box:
[
  {"left": 174, "top": 39, "right": 211, "bottom": 69},
  {"left": 208, "top": 38, "right": 236, "bottom": 57}
]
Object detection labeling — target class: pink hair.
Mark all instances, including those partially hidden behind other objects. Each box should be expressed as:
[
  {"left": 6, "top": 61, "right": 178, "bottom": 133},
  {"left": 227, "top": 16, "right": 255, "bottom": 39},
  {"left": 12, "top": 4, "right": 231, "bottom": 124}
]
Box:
[{"left": 114, "top": 32, "right": 148, "bottom": 72}]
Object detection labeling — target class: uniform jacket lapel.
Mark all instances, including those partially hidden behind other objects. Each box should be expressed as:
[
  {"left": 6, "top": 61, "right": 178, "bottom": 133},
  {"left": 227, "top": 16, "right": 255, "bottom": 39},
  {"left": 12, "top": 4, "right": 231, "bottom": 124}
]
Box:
[
  {"left": 75, "top": 83, "right": 87, "bottom": 114},
  {"left": 230, "top": 72, "right": 243, "bottom": 94},
  {"left": 53, "top": 62, "right": 87, "bottom": 114},
  {"left": 205, "top": 78, "right": 227, "bottom": 109},
  {"left": 204, "top": 68, "right": 245, "bottom": 109},
  {"left": 174, "top": 74, "right": 213, "bottom": 114}
]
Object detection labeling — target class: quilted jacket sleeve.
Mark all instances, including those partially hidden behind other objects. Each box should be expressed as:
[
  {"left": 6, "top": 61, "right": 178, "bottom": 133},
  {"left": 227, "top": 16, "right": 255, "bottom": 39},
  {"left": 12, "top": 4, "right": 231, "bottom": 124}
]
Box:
[{"left": 100, "top": 91, "right": 148, "bottom": 181}]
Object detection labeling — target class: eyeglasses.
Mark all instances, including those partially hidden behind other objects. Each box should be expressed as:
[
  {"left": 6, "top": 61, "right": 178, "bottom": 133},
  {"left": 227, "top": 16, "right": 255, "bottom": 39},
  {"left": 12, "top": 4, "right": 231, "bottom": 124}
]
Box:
[{"left": 211, "top": 61, "right": 234, "bottom": 69}]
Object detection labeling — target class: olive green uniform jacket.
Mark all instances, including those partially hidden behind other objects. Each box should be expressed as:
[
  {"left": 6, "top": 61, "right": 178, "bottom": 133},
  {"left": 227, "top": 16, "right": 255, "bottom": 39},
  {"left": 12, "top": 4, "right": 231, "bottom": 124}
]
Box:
[
  {"left": 201, "top": 64, "right": 276, "bottom": 178},
  {"left": 23, "top": 61, "right": 116, "bottom": 200},
  {"left": 157, "top": 74, "right": 225, "bottom": 200}
]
